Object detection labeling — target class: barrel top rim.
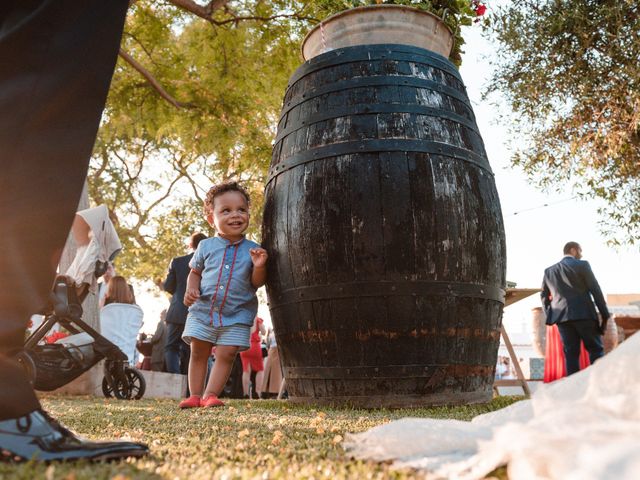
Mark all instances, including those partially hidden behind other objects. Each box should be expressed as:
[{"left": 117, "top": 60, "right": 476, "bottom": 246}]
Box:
[
  {"left": 289, "top": 44, "right": 461, "bottom": 89},
  {"left": 301, "top": 5, "right": 454, "bottom": 61}
]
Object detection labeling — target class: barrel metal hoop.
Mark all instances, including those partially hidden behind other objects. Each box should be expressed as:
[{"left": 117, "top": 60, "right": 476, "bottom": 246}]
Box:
[
  {"left": 280, "top": 75, "right": 473, "bottom": 119},
  {"left": 266, "top": 139, "right": 493, "bottom": 186},
  {"left": 274, "top": 103, "right": 480, "bottom": 144},
  {"left": 269, "top": 280, "right": 505, "bottom": 307},
  {"left": 277, "top": 327, "right": 502, "bottom": 343},
  {"left": 289, "top": 44, "right": 462, "bottom": 86},
  {"left": 283, "top": 364, "right": 494, "bottom": 380}
]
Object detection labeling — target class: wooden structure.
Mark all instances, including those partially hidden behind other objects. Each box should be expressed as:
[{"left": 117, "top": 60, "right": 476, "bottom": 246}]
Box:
[
  {"left": 495, "top": 325, "right": 531, "bottom": 396},
  {"left": 493, "top": 288, "right": 540, "bottom": 397},
  {"left": 263, "top": 44, "right": 506, "bottom": 408},
  {"left": 614, "top": 316, "right": 640, "bottom": 339}
]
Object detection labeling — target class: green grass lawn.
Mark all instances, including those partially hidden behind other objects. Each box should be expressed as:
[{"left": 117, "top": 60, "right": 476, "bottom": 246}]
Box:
[{"left": 0, "top": 395, "right": 520, "bottom": 480}]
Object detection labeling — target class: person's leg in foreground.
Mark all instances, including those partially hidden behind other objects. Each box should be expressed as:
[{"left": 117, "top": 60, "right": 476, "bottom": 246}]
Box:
[{"left": 0, "top": 0, "right": 147, "bottom": 460}]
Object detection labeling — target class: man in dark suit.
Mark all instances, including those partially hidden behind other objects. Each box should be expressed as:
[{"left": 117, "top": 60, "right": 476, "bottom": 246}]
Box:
[
  {"left": 163, "top": 233, "right": 207, "bottom": 374},
  {"left": 0, "top": 0, "right": 147, "bottom": 460},
  {"left": 541, "top": 241, "right": 610, "bottom": 375}
]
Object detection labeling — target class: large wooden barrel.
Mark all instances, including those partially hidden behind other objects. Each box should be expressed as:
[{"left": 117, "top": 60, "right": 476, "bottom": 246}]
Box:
[{"left": 262, "top": 44, "right": 506, "bottom": 408}]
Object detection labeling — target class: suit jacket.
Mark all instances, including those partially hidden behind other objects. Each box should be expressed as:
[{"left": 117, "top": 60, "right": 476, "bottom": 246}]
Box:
[
  {"left": 163, "top": 253, "right": 193, "bottom": 325},
  {"left": 541, "top": 256, "right": 610, "bottom": 325}
]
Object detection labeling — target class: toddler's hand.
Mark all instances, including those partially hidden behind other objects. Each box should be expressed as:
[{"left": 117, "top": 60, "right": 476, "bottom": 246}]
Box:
[
  {"left": 184, "top": 288, "right": 200, "bottom": 307},
  {"left": 249, "top": 248, "right": 268, "bottom": 268}
]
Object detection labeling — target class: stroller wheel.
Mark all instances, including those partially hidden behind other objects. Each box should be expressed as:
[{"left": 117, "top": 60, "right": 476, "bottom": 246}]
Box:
[
  {"left": 101, "top": 376, "right": 114, "bottom": 398},
  {"left": 123, "top": 367, "right": 146, "bottom": 400},
  {"left": 102, "top": 366, "right": 146, "bottom": 400}
]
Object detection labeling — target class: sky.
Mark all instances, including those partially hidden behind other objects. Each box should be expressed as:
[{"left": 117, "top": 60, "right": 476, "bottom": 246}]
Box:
[{"left": 137, "top": 14, "right": 639, "bottom": 335}]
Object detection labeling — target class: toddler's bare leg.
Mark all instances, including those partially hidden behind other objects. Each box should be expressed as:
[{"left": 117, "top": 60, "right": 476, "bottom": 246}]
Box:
[
  {"left": 188, "top": 338, "right": 213, "bottom": 396},
  {"left": 204, "top": 345, "right": 240, "bottom": 397}
]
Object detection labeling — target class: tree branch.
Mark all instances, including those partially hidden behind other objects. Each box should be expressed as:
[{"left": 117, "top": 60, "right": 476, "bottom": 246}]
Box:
[
  {"left": 165, "top": 0, "right": 229, "bottom": 21},
  {"left": 171, "top": 153, "right": 207, "bottom": 203},
  {"left": 164, "top": 0, "right": 314, "bottom": 25},
  {"left": 119, "top": 48, "right": 191, "bottom": 109},
  {"left": 211, "top": 11, "right": 317, "bottom": 26}
]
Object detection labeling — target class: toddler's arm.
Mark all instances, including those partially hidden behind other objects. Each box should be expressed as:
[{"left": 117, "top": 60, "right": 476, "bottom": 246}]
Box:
[
  {"left": 249, "top": 248, "right": 268, "bottom": 288},
  {"left": 184, "top": 269, "right": 202, "bottom": 306}
]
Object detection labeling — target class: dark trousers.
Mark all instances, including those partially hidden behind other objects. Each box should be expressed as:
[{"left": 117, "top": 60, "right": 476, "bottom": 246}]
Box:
[
  {"left": 0, "top": 0, "right": 128, "bottom": 421},
  {"left": 557, "top": 319, "right": 604, "bottom": 375},
  {"left": 164, "top": 323, "right": 190, "bottom": 375}
]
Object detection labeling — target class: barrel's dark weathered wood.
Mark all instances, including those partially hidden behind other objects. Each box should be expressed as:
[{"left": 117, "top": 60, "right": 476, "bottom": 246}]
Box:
[{"left": 263, "top": 44, "right": 506, "bottom": 408}]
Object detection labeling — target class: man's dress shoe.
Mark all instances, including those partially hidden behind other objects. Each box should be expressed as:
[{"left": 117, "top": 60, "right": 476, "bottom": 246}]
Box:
[{"left": 0, "top": 409, "right": 148, "bottom": 461}]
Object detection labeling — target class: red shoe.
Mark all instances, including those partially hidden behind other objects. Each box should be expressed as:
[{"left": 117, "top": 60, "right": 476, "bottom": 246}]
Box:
[
  {"left": 201, "top": 395, "right": 224, "bottom": 408},
  {"left": 179, "top": 395, "right": 201, "bottom": 409}
]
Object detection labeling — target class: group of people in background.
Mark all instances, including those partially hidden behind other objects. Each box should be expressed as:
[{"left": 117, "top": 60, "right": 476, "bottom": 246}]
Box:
[
  {"left": 239, "top": 317, "right": 283, "bottom": 399},
  {"left": 494, "top": 356, "right": 515, "bottom": 380}
]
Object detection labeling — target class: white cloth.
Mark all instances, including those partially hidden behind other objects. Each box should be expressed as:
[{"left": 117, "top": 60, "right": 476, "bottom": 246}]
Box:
[
  {"left": 99, "top": 303, "right": 143, "bottom": 365},
  {"left": 65, "top": 241, "right": 101, "bottom": 291},
  {"left": 66, "top": 204, "right": 122, "bottom": 292},
  {"left": 344, "top": 332, "right": 640, "bottom": 480},
  {"left": 54, "top": 332, "right": 94, "bottom": 347}
]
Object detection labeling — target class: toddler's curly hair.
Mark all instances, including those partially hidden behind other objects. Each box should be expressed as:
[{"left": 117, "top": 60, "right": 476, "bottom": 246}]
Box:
[{"left": 204, "top": 181, "right": 250, "bottom": 214}]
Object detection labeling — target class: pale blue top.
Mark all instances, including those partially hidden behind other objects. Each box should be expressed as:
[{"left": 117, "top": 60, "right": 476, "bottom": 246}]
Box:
[{"left": 187, "top": 236, "right": 259, "bottom": 327}]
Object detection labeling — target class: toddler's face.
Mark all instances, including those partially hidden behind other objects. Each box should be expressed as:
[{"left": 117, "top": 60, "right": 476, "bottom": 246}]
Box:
[{"left": 207, "top": 191, "right": 249, "bottom": 239}]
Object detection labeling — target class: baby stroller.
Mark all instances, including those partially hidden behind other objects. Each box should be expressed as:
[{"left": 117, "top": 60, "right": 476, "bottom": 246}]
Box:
[{"left": 16, "top": 205, "right": 146, "bottom": 400}]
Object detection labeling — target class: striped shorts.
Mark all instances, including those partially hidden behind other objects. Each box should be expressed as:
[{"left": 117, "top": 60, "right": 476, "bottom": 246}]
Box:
[{"left": 182, "top": 320, "right": 251, "bottom": 351}]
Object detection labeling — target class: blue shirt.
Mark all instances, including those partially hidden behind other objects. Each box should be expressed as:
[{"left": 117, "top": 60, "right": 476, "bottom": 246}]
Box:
[{"left": 187, "top": 236, "right": 259, "bottom": 327}]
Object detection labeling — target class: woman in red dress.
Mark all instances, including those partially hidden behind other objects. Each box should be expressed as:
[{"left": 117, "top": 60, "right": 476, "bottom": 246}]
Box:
[
  {"left": 544, "top": 324, "right": 590, "bottom": 382},
  {"left": 240, "top": 317, "right": 267, "bottom": 398}
]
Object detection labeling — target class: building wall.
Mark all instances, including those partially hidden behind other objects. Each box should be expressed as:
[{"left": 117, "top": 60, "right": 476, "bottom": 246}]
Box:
[{"left": 607, "top": 294, "right": 640, "bottom": 306}]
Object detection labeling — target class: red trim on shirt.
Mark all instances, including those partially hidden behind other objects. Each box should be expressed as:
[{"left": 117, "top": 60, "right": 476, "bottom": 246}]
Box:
[
  {"left": 216, "top": 245, "right": 240, "bottom": 326},
  {"left": 208, "top": 246, "right": 229, "bottom": 326}
]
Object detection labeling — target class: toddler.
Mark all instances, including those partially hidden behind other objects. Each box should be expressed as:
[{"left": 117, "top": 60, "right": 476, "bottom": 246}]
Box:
[{"left": 180, "top": 181, "right": 268, "bottom": 408}]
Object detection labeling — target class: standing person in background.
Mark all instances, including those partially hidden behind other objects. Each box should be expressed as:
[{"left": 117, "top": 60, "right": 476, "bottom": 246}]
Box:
[
  {"left": 495, "top": 356, "right": 507, "bottom": 380},
  {"left": 150, "top": 310, "right": 168, "bottom": 372},
  {"left": 0, "top": 0, "right": 147, "bottom": 460},
  {"left": 163, "top": 232, "right": 207, "bottom": 375},
  {"left": 261, "top": 327, "right": 283, "bottom": 399},
  {"left": 240, "top": 316, "right": 267, "bottom": 398},
  {"left": 541, "top": 241, "right": 611, "bottom": 375}
]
